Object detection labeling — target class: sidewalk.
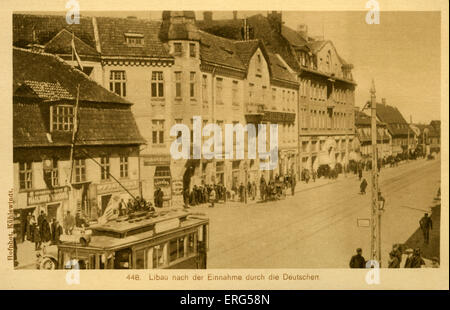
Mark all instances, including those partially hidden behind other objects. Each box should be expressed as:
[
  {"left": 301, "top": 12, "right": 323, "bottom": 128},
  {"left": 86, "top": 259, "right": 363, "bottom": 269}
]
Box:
[{"left": 15, "top": 239, "right": 39, "bottom": 269}]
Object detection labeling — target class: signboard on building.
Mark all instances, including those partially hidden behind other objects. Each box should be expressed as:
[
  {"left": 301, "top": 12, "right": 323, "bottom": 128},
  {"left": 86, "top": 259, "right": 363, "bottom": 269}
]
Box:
[
  {"left": 27, "top": 187, "right": 69, "bottom": 205},
  {"left": 96, "top": 180, "right": 139, "bottom": 195}
]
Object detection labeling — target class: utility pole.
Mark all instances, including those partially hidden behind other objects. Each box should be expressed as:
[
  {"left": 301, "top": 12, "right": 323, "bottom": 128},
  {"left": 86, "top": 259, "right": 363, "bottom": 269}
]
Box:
[
  {"left": 407, "top": 115, "right": 410, "bottom": 162},
  {"left": 370, "top": 79, "right": 381, "bottom": 264}
]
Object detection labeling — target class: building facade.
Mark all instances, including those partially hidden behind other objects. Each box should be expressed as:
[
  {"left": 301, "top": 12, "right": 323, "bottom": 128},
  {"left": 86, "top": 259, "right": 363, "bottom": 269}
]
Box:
[
  {"left": 13, "top": 12, "right": 299, "bottom": 206},
  {"left": 375, "top": 99, "right": 416, "bottom": 156},
  {"left": 13, "top": 48, "right": 144, "bottom": 241},
  {"left": 197, "top": 11, "right": 356, "bottom": 177},
  {"left": 354, "top": 110, "right": 392, "bottom": 159}
]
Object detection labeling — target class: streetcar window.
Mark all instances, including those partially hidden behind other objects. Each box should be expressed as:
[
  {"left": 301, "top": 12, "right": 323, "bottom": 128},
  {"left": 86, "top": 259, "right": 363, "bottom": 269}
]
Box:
[
  {"left": 114, "top": 249, "right": 131, "bottom": 269},
  {"left": 135, "top": 249, "right": 145, "bottom": 269},
  {"left": 169, "top": 237, "right": 185, "bottom": 262},
  {"left": 186, "top": 233, "right": 196, "bottom": 256},
  {"left": 152, "top": 244, "right": 167, "bottom": 268}
]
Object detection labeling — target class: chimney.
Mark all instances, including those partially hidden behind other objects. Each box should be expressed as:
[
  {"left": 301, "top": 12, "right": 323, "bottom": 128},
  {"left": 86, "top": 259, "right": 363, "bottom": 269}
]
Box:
[
  {"left": 381, "top": 98, "right": 386, "bottom": 105},
  {"left": 267, "top": 11, "right": 282, "bottom": 33},
  {"left": 297, "top": 24, "right": 308, "bottom": 39},
  {"left": 203, "top": 11, "right": 212, "bottom": 22},
  {"left": 160, "top": 11, "right": 199, "bottom": 41},
  {"left": 233, "top": 11, "right": 238, "bottom": 20}
]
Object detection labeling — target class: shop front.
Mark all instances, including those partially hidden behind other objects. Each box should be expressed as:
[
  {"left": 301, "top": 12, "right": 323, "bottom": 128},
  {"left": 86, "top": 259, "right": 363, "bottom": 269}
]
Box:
[
  {"left": 154, "top": 166, "right": 172, "bottom": 207},
  {"left": 15, "top": 186, "right": 70, "bottom": 242},
  {"left": 95, "top": 179, "right": 140, "bottom": 215}
]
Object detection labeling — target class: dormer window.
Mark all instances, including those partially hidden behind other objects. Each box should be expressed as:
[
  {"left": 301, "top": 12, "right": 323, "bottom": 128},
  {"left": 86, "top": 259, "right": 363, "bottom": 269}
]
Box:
[
  {"left": 125, "top": 33, "right": 144, "bottom": 46},
  {"left": 51, "top": 105, "right": 74, "bottom": 131}
]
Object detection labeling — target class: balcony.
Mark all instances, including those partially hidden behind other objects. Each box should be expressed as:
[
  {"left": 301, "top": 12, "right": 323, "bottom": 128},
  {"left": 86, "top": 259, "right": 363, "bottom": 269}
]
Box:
[{"left": 245, "top": 104, "right": 296, "bottom": 124}]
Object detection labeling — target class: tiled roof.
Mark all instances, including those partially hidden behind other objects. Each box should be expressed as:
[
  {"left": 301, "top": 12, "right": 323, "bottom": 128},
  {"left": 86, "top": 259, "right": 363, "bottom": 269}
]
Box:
[
  {"left": 376, "top": 103, "right": 410, "bottom": 136},
  {"left": 233, "top": 40, "right": 260, "bottom": 67},
  {"left": 13, "top": 14, "right": 96, "bottom": 49},
  {"left": 95, "top": 17, "right": 171, "bottom": 58},
  {"left": 44, "top": 29, "right": 99, "bottom": 56},
  {"left": 21, "top": 80, "right": 74, "bottom": 101},
  {"left": 199, "top": 31, "right": 246, "bottom": 70},
  {"left": 13, "top": 48, "right": 129, "bottom": 104},
  {"left": 268, "top": 53, "right": 297, "bottom": 83},
  {"left": 13, "top": 48, "right": 144, "bottom": 147},
  {"left": 355, "top": 110, "right": 383, "bottom": 126},
  {"left": 281, "top": 25, "right": 308, "bottom": 47},
  {"left": 197, "top": 14, "right": 301, "bottom": 72},
  {"left": 13, "top": 102, "right": 145, "bottom": 147}
]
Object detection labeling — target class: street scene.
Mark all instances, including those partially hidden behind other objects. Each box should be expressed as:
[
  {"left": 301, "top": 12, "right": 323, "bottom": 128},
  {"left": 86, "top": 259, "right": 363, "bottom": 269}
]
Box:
[{"left": 10, "top": 10, "right": 442, "bottom": 270}]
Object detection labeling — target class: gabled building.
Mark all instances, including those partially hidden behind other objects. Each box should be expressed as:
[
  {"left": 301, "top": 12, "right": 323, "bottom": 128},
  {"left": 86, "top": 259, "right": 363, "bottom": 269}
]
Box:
[
  {"left": 354, "top": 110, "right": 391, "bottom": 159},
  {"left": 197, "top": 11, "right": 356, "bottom": 175},
  {"left": 13, "top": 48, "right": 144, "bottom": 241},
  {"left": 13, "top": 11, "right": 298, "bottom": 205},
  {"left": 375, "top": 98, "right": 415, "bottom": 156}
]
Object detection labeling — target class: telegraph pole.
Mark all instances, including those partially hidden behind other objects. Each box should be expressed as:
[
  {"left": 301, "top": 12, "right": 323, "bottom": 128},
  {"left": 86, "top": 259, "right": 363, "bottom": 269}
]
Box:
[{"left": 370, "top": 79, "right": 381, "bottom": 264}]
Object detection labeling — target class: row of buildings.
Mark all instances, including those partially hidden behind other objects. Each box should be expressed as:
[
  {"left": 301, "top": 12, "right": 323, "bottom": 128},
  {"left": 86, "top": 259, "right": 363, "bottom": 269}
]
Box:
[{"left": 12, "top": 11, "right": 439, "bottom": 241}]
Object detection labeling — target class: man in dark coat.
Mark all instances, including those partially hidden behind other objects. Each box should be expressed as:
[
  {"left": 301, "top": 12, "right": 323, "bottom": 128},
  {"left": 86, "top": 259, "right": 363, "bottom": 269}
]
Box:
[
  {"left": 40, "top": 217, "right": 51, "bottom": 243},
  {"left": 157, "top": 188, "right": 164, "bottom": 208},
  {"left": 405, "top": 248, "right": 425, "bottom": 268},
  {"left": 37, "top": 210, "right": 46, "bottom": 228},
  {"left": 360, "top": 178, "right": 368, "bottom": 194},
  {"left": 349, "top": 248, "right": 366, "bottom": 268},
  {"left": 358, "top": 167, "right": 363, "bottom": 181},
  {"left": 51, "top": 219, "right": 63, "bottom": 244},
  {"left": 419, "top": 213, "right": 433, "bottom": 244}
]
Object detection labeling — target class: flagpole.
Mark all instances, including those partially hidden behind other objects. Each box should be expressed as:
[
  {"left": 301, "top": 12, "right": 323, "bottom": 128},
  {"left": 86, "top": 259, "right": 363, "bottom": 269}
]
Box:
[{"left": 69, "top": 84, "right": 80, "bottom": 184}]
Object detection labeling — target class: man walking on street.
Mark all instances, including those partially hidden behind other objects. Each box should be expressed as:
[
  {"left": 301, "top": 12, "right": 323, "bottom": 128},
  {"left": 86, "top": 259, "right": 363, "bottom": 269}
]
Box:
[
  {"left": 360, "top": 178, "right": 368, "bottom": 195},
  {"left": 209, "top": 186, "right": 216, "bottom": 208},
  {"left": 419, "top": 213, "right": 432, "bottom": 244},
  {"left": 349, "top": 248, "right": 366, "bottom": 268}
]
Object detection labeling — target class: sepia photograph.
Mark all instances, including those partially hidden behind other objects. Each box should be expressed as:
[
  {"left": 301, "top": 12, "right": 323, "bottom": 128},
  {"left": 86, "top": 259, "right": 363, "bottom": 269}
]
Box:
[{"left": 1, "top": 0, "right": 448, "bottom": 291}]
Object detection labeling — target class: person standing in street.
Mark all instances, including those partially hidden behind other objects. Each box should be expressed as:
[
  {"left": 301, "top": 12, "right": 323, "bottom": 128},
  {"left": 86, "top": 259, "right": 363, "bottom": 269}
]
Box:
[
  {"left": 209, "top": 186, "right": 216, "bottom": 208},
  {"left": 63, "top": 211, "right": 75, "bottom": 235},
  {"left": 349, "top": 248, "right": 366, "bottom": 268},
  {"left": 358, "top": 167, "right": 363, "bottom": 181},
  {"left": 33, "top": 225, "right": 41, "bottom": 250},
  {"left": 290, "top": 174, "right": 296, "bottom": 196},
  {"left": 419, "top": 213, "right": 432, "bottom": 244}
]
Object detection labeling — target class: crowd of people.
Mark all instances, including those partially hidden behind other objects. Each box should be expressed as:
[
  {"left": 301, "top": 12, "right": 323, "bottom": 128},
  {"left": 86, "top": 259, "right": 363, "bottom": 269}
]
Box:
[{"left": 183, "top": 183, "right": 227, "bottom": 208}]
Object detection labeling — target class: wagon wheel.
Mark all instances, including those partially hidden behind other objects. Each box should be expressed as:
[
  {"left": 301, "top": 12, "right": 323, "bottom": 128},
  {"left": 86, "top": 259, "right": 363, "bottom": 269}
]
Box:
[{"left": 40, "top": 257, "right": 57, "bottom": 270}]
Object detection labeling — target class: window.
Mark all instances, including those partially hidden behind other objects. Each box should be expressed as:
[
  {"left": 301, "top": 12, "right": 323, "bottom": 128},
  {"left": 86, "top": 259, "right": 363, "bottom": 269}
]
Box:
[
  {"left": 175, "top": 72, "right": 182, "bottom": 98},
  {"left": 232, "top": 81, "right": 239, "bottom": 106},
  {"left": 248, "top": 83, "right": 254, "bottom": 104},
  {"left": 74, "top": 159, "right": 86, "bottom": 183},
  {"left": 51, "top": 105, "right": 74, "bottom": 131},
  {"left": 100, "top": 156, "right": 110, "bottom": 181},
  {"left": 151, "top": 71, "right": 164, "bottom": 98},
  {"left": 152, "top": 244, "right": 168, "bottom": 268},
  {"left": 202, "top": 75, "right": 208, "bottom": 103},
  {"left": 272, "top": 88, "right": 276, "bottom": 102},
  {"left": 189, "top": 43, "right": 196, "bottom": 57},
  {"left": 19, "top": 162, "right": 32, "bottom": 190},
  {"left": 125, "top": 35, "right": 144, "bottom": 46},
  {"left": 109, "top": 71, "right": 126, "bottom": 97},
  {"left": 216, "top": 78, "right": 223, "bottom": 104},
  {"left": 120, "top": 156, "right": 128, "bottom": 178},
  {"left": 152, "top": 120, "right": 164, "bottom": 144},
  {"left": 190, "top": 72, "right": 196, "bottom": 98},
  {"left": 186, "top": 233, "right": 196, "bottom": 256},
  {"left": 169, "top": 237, "right": 185, "bottom": 262},
  {"left": 174, "top": 42, "right": 182, "bottom": 55},
  {"left": 51, "top": 160, "right": 59, "bottom": 187},
  {"left": 256, "top": 54, "right": 262, "bottom": 73}
]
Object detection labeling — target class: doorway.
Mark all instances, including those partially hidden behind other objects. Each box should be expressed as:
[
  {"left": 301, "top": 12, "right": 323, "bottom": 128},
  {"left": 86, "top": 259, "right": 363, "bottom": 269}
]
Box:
[
  {"left": 46, "top": 203, "right": 60, "bottom": 222},
  {"left": 101, "top": 194, "right": 112, "bottom": 215}
]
